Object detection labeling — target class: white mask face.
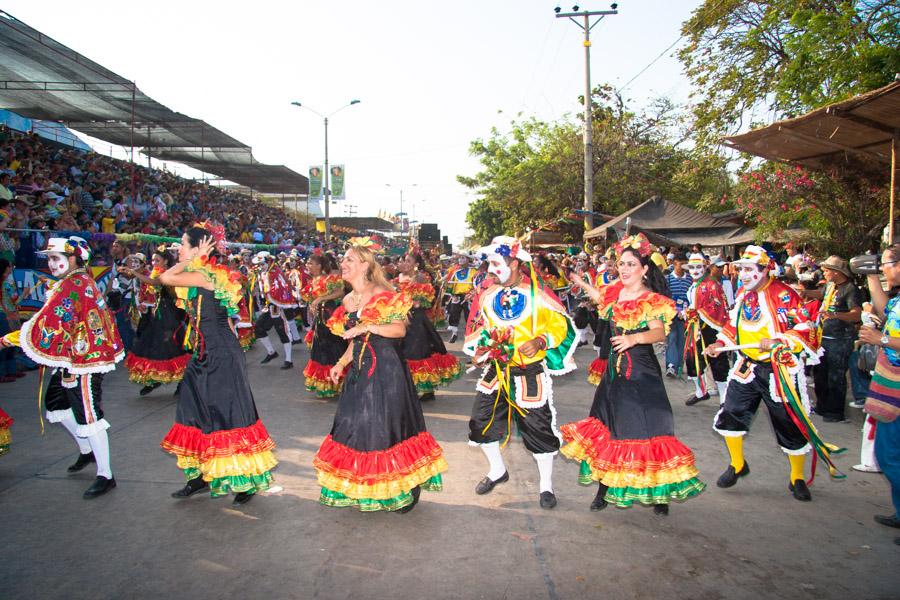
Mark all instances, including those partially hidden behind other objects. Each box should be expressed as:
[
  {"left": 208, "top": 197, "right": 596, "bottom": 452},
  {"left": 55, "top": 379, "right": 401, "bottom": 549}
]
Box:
[
  {"left": 739, "top": 265, "right": 766, "bottom": 290},
  {"left": 47, "top": 252, "right": 70, "bottom": 277},
  {"left": 687, "top": 264, "right": 706, "bottom": 281},
  {"left": 488, "top": 257, "right": 511, "bottom": 284}
]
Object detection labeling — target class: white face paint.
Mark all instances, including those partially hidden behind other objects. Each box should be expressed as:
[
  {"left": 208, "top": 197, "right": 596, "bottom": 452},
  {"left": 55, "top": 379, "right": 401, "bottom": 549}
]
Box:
[
  {"left": 488, "top": 256, "right": 512, "bottom": 285},
  {"left": 739, "top": 265, "right": 766, "bottom": 290},
  {"left": 457, "top": 257, "right": 467, "bottom": 266},
  {"left": 687, "top": 264, "right": 706, "bottom": 281},
  {"left": 46, "top": 252, "right": 70, "bottom": 277}
]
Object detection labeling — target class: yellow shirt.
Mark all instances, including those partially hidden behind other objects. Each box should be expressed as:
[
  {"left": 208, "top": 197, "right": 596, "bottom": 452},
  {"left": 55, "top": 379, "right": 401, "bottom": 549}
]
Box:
[
  {"left": 466, "top": 283, "right": 570, "bottom": 368},
  {"left": 447, "top": 266, "right": 475, "bottom": 296}
]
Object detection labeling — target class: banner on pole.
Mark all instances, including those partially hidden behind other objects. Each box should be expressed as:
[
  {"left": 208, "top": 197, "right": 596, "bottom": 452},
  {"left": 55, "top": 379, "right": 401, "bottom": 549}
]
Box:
[
  {"left": 330, "top": 165, "right": 345, "bottom": 200},
  {"left": 308, "top": 166, "right": 323, "bottom": 199}
]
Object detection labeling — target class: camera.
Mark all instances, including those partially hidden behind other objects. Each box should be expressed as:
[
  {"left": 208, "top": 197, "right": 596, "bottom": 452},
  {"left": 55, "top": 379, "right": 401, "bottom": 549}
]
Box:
[{"left": 849, "top": 254, "right": 880, "bottom": 275}]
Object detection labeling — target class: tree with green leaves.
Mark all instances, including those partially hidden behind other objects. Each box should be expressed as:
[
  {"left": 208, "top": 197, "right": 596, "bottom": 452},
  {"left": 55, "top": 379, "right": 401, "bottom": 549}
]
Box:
[
  {"left": 459, "top": 86, "right": 731, "bottom": 244},
  {"left": 679, "top": 0, "right": 900, "bottom": 143}
]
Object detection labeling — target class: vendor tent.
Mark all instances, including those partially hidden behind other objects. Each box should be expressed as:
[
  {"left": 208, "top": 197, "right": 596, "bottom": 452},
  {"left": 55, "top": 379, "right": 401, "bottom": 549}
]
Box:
[{"left": 583, "top": 196, "right": 756, "bottom": 247}]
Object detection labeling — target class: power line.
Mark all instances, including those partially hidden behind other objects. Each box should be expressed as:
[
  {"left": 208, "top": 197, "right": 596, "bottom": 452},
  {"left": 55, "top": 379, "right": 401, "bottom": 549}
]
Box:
[{"left": 619, "top": 35, "right": 683, "bottom": 92}]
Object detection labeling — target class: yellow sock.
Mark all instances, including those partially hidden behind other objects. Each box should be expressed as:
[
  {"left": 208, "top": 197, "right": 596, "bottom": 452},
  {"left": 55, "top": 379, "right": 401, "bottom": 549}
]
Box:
[
  {"left": 788, "top": 454, "right": 805, "bottom": 483},
  {"left": 725, "top": 436, "right": 744, "bottom": 471}
]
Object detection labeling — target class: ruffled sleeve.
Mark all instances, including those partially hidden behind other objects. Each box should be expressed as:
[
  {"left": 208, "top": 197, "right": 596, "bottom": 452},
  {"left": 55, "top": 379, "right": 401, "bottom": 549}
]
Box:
[
  {"left": 641, "top": 292, "right": 677, "bottom": 335},
  {"left": 401, "top": 281, "right": 436, "bottom": 308},
  {"left": 185, "top": 256, "right": 242, "bottom": 316},
  {"left": 359, "top": 291, "right": 412, "bottom": 325},
  {"left": 327, "top": 306, "right": 348, "bottom": 335},
  {"left": 596, "top": 280, "right": 624, "bottom": 320}
]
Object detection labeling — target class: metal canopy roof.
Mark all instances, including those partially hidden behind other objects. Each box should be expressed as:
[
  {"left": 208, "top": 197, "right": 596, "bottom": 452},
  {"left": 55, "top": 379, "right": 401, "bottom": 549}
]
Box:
[
  {"left": 0, "top": 11, "right": 308, "bottom": 194},
  {"left": 722, "top": 80, "right": 900, "bottom": 170}
]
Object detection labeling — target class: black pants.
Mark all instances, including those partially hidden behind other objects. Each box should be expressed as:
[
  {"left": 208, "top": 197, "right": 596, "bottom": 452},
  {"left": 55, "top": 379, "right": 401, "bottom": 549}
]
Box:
[
  {"left": 714, "top": 361, "right": 808, "bottom": 452},
  {"left": 469, "top": 364, "right": 561, "bottom": 454},
  {"left": 447, "top": 298, "right": 468, "bottom": 328},
  {"left": 813, "top": 336, "right": 854, "bottom": 420},
  {"left": 573, "top": 305, "right": 597, "bottom": 330},
  {"left": 684, "top": 323, "right": 729, "bottom": 382},
  {"left": 255, "top": 309, "right": 290, "bottom": 343},
  {"left": 45, "top": 370, "right": 104, "bottom": 427}
]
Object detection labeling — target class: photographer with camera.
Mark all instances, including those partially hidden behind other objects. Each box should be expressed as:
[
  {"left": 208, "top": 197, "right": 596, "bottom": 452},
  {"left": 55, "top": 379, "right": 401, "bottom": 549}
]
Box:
[{"left": 854, "top": 245, "right": 900, "bottom": 544}]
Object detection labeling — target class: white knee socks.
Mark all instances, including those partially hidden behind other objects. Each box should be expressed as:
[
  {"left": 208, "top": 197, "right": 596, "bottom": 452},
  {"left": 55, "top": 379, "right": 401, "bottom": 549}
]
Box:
[
  {"left": 87, "top": 429, "right": 112, "bottom": 479},
  {"left": 480, "top": 441, "right": 506, "bottom": 480},
  {"left": 691, "top": 376, "right": 705, "bottom": 398},
  {"left": 283, "top": 342, "right": 293, "bottom": 363},
  {"left": 289, "top": 320, "right": 301, "bottom": 342},
  {"left": 716, "top": 381, "right": 728, "bottom": 404},
  {"left": 533, "top": 452, "right": 555, "bottom": 493},
  {"left": 58, "top": 412, "right": 92, "bottom": 454},
  {"left": 260, "top": 336, "right": 275, "bottom": 355}
]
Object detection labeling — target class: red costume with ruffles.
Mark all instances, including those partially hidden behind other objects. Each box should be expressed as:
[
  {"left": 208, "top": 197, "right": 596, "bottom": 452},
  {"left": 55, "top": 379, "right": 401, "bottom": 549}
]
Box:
[
  {"left": 0, "top": 406, "right": 12, "bottom": 455},
  {"left": 261, "top": 265, "right": 298, "bottom": 309},
  {"left": 313, "top": 291, "right": 447, "bottom": 511},
  {"left": 302, "top": 274, "right": 348, "bottom": 398},
  {"left": 398, "top": 279, "right": 462, "bottom": 394},
  {"left": 587, "top": 278, "right": 622, "bottom": 386}
]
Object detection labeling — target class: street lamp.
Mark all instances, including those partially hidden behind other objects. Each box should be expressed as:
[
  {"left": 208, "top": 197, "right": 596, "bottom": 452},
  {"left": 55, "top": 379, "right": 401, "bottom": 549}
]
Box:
[
  {"left": 291, "top": 99, "right": 361, "bottom": 241},
  {"left": 385, "top": 183, "right": 416, "bottom": 234}
]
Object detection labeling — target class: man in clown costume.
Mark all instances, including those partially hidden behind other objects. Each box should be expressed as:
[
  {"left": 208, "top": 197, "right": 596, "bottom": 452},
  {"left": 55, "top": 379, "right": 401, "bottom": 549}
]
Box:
[
  {"left": 444, "top": 253, "right": 476, "bottom": 344},
  {"left": 706, "top": 246, "right": 822, "bottom": 501},
  {"left": 1, "top": 236, "right": 124, "bottom": 499},
  {"left": 464, "top": 236, "right": 577, "bottom": 509},
  {"left": 252, "top": 251, "right": 298, "bottom": 369},
  {"left": 683, "top": 253, "right": 730, "bottom": 406}
]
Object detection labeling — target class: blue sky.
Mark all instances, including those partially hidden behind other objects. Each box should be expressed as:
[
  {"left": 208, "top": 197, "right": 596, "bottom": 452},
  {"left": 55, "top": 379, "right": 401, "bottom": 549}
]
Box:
[{"left": 5, "top": 0, "right": 704, "bottom": 245}]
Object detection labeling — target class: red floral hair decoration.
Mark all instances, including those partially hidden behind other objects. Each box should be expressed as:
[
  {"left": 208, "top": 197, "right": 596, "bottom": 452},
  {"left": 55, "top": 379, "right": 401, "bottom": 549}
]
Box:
[
  {"left": 615, "top": 233, "right": 651, "bottom": 258},
  {"left": 195, "top": 220, "right": 227, "bottom": 254}
]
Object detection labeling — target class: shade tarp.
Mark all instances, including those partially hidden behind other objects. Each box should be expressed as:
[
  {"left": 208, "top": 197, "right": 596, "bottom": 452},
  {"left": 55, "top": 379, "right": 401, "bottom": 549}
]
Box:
[
  {"left": 584, "top": 196, "right": 756, "bottom": 246},
  {"left": 0, "top": 11, "right": 308, "bottom": 194},
  {"left": 722, "top": 80, "right": 900, "bottom": 170}
]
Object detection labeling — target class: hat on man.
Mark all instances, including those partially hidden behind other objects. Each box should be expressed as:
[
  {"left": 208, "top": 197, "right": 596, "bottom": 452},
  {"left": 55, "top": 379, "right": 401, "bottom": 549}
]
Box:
[
  {"left": 732, "top": 245, "right": 772, "bottom": 268},
  {"left": 252, "top": 251, "right": 271, "bottom": 265},
  {"left": 687, "top": 253, "right": 706, "bottom": 267},
  {"left": 478, "top": 235, "right": 532, "bottom": 263},
  {"left": 38, "top": 236, "right": 92, "bottom": 262},
  {"left": 819, "top": 255, "right": 851, "bottom": 278}
]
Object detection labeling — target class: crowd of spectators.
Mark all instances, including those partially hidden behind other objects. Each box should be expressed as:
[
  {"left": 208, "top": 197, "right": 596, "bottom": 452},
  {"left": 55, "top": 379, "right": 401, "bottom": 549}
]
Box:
[{"left": 0, "top": 128, "right": 342, "bottom": 267}]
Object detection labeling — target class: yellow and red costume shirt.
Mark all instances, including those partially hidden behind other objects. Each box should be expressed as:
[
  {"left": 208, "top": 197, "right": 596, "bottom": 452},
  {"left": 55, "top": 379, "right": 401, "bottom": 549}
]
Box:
[
  {"left": 301, "top": 274, "right": 344, "bottom": 304},
  {"left": 259, "top": 265, "right": 297, "bottom": 309},
  {"left": 327, "top": 291, "right": 412, "bottom": 335},
  {"left": 137, "top": 267, "right": 163, "bottom": 311},
  {"left": 445, "top": 265, "right": 475, "bottom": 296},
  {"left": 463, "top": 277, "right": 577, "bottom": 375},
  {"left": 15, "top": 268, "right": 124, "bottom": 374},
  {"left": 398, "top": 279, "right": 436, "bottom": 309},
  {"left": 596, "top": 280, "right": 677, "bottom": 335},
  {"left": 717, "top": 279, "right": 819, "bottom": 364},
  {"left": 686, "top": 275, "right": 728, "bottom": 332}
]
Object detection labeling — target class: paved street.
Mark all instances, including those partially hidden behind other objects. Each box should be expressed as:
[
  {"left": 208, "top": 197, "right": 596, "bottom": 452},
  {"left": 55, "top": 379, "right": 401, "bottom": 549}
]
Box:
[{"left": 2, "top": 341, "right": 898, "bottom": 600}]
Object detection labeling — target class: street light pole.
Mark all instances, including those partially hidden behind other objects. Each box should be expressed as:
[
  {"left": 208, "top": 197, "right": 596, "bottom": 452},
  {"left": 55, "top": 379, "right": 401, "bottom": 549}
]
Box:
[
  {"left": 291, "top": 99, "right": 360, "bottom": 241},
  {"left": 386, "top": 183, "right": 416, "bottom": 235},
  {"left": 556, "top": 5, "right": 618, "bottom": 233}
]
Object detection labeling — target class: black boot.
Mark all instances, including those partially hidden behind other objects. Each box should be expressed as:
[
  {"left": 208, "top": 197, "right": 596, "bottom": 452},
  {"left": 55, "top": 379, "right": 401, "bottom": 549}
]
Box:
[
  {"left": 789, "top": 479, "right": 812, "bottom": 502},
  {"left": 171, "top": 476, "right": 209, "bottom": 498},
  {"left": 396, "top": 486, "right": 421, "bottom": 514},
  {"left": 83, "top": 476, "right": 116, "bottom": 499},
  {"left": 590, "top": 483, "right": 609, "bottom": 511},
  {"left": 67, "top": 452, "right": 96, "bottom": 473},
  {"left": 233, "top": 491, "right": 254, "bottom": 505},
  {"left": 139, "top": 382, "right": 162, "bottom": 396},
  {"left": 653, "top": 504, "right": 669, "bottom": 516}
]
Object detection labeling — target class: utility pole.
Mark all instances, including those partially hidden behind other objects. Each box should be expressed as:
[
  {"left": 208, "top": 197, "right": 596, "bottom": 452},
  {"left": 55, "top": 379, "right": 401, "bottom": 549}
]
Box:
[{"left": 555, "top": 4, "right": 618, "bottom": 233}]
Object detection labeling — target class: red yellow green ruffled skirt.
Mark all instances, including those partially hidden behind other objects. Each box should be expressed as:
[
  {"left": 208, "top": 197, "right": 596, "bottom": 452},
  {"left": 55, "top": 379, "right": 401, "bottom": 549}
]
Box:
[
  {"left": 561, "top": 417, "right": 705, "bottom": 507},
  {"left": 587, "top": 358, "right": 607, "bottom": 386},
  {"left": 0, "top": 407, "right": 12, "bottom": 456},
  {"left": 304, "top": 360, "right": 346, "bottom": 398},
  {"left": 237, "top": 327, "right": 255, "bottom": 351},
  {"left": 161, "top": 420, "right": 277, "bottom": 497},
  {"left": 313, "top": 432, "right": 447, "bottom": 511},
  {"left": 124, "top": 353, "right": 191, "bottom": 386},
  {"left": 407, "top": 352, "right": 462, "bottom": 393}
]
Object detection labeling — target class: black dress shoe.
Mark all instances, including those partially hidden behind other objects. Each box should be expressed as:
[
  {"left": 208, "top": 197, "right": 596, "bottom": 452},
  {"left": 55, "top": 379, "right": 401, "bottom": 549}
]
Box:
[
  {"left": 260, "top": 352, "right": 278, "bottom": 364},
  {"left": 139, "top": 382, "right": 162, "bottom": 396},
  {"left": 590, "top": 497, "right": 608, "bottom": 511},
  {"left": 874, "top": 514, "right": 900, "bottom": 529},
  {"left": 280, "top": 361, "right": 293, "bottom": 370},
  {"left": 67, "top": 452, "right": 95, "bottom": 473},
  {"left": 686, "top": 392, "right": 711, "bottom": 406},
  {"left": 539, "top": 491, "right": 557, "bottom": 509},
  {"left": 475, "top": 471, "right": 509, "bottom": 495},
  {"left": 716, "top": 461, "right": 750, "bottom": 488},
  {"left": 83, "top": 476, "right": 116, "bottom": 499},
  {"left": 449, "top": 333, "right": 458, "bottom": 344},
  {"left": 418, "top": 392, "right": 435, "bottom": 402},
  {"left": 789, "top": 479, "right": 812, "bottom": 501},
  {"left": 653, "top": 504, "right": 669, "bottom": 516},
  {"left": 396, "top": 486, "right": 421, "bottom": 514},
  {"left": 171, "top": 476, "right": 209, "bottom": 498},
  {"left": 233, "top": 491, "right": 254, "bottom": 505}
]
